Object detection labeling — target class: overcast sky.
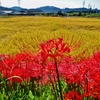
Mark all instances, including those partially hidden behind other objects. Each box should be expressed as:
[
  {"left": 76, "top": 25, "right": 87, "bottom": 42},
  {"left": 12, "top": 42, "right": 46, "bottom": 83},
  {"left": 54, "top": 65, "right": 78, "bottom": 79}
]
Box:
[{"left": 1, "top": 0, "right": 100, "bottom": 9}]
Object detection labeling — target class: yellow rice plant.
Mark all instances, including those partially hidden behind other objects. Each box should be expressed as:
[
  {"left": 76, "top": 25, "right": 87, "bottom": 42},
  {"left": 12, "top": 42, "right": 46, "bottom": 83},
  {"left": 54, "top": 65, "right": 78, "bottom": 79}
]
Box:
[{"left": 0, "top": 16, "right": 100, "bottom": 58}]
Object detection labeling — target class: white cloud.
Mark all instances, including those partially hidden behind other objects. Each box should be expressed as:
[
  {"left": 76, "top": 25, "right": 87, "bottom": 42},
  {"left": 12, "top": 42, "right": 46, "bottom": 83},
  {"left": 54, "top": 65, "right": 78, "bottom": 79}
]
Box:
[
  {"left": 1, "top": 0, "right": 100, "bottom": 9},
  {"left": 20, "top": 0, "right": 80, "bottom": 8}
]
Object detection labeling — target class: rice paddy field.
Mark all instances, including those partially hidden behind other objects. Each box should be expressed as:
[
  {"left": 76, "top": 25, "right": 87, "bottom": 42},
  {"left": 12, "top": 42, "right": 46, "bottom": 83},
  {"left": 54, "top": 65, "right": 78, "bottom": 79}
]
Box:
[{"left": 0, "top": 16, "right": 100, "bottom": 56}]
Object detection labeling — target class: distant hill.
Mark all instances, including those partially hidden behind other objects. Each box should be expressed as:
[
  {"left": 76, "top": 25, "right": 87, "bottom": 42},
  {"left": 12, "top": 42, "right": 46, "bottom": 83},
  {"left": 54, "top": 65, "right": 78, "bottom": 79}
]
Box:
[
  {"left": 0, "top": 6, "right": 11, "bottom": 11},
  {"left": 11, "top": 6, "right": 27, "bottom": 11},
  {"left": 28, "top": 8, "right": 42, "bottom": 12},
  {"left": 0, "top": 5, "right": 99, "bottom": 13},
  {"left": 37, "top": 6, "right": 60, "bottom": 13},
  {"left": 37, "top": 6, "right": 89, "bottom": 13},
  {"left": 64, "top": 7, "right": 89, "bottom": 12}
]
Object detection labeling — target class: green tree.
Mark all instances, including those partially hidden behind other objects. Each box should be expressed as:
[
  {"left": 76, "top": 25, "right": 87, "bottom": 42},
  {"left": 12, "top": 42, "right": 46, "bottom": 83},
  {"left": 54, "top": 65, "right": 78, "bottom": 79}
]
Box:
[{"left": 57, "top": 10, "right": 63, "bottom": 16}]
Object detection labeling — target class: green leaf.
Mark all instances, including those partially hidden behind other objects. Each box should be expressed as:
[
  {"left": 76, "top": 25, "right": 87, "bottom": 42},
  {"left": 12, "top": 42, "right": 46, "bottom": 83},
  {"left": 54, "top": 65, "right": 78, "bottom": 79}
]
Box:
[
  {"left": 0, "top": 93, "right": 4, "bottom": 100},
  {"left": 28, "top": 91, "right": 34, "bottom": 100}
]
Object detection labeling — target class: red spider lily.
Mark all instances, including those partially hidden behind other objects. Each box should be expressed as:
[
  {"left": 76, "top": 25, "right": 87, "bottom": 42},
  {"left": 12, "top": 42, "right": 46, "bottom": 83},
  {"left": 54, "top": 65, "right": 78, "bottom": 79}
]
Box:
[
  {"left": 41, "top": 61, "right": 57, "bottom": 84},
  {"left": 40, "top": 38, "right": 72, "bottom": 100},
  {"left": 40, "top": 38, "right": 70, "bottom": 62},
  {"left": 64, "top": 91, "right": 82, "bottom": 100},
  {"left": 58, "top": 56, "right": 81, "bottom": 84},
  {"left": 58, "top": 50, "right": 100, "bottom": 99},
  {"left": 0, "top": 53, "right": 42, "bottom": 83},
  {"left": 75, "top": 52, "right": 100, "bottom": 98}
]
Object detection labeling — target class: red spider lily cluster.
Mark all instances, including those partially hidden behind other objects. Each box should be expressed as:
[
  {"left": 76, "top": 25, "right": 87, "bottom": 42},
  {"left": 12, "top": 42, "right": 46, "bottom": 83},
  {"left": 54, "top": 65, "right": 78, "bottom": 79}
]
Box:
[{"left": 0, "top": 38, "right": 100, "bottom": 99}]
